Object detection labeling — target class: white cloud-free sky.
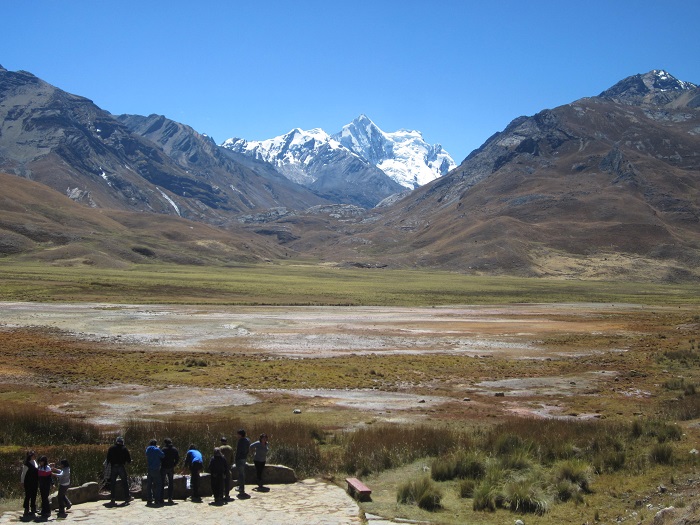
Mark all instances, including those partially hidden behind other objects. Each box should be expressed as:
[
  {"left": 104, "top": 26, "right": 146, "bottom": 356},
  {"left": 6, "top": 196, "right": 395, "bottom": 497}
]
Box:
[{"left": 3, "top": 0, "right": 699, "bottom": 162}]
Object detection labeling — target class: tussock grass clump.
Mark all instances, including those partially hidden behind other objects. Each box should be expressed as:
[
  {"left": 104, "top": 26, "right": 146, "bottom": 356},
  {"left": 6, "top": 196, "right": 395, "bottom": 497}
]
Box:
[
  {"left": 431, "top": 450, "right": 486, "bottom": 481},
  {"left": 593, "top": 449, "right": 627, "bottom": 473},
  {"left": 458, "top": 478, "right": 476, "bottom": 498},
  {"left": 430, "top": 457, "right": 455, "bottom": 482},
  {"left": 397, "top": 476, "right": 443, "bottom": 511},
  {"left": 650, "top": 443, "right": 674, "bottom": 465},
  {"left": 182, "top": 357, "right": 208, "bottom": 367},
  {"left": 499, "top": 448, "right": 534, "bottom": 471},
  {"left": 552, "top": 459, "right": 592, "bottom": 493},
  {"left": 472, "top": 477, "right": 502, "bottom": 512},
  {"left": 554, "top": 479, "right": 584, "bottom": 504},
  {"left": 502, "top": 477, "right": 550, "bottom": 515},
  {"left": 492, "top": 432, "right": 530, "bottom": 456}
]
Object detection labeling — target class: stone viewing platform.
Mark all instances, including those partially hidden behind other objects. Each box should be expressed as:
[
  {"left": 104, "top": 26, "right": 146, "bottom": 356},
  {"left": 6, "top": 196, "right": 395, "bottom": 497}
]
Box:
[{"left": 0, "top": 478, "right": 364, "bottom": 525}]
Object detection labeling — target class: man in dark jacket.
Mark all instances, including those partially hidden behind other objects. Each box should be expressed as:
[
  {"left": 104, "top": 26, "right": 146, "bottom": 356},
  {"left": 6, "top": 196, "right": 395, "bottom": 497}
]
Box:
[
  {"left": 234, "top": 429, "right": 250, "bottom": 496},
  {"left": 106, "top": 436, "right": 132, "bottom": 505},
  {"left": 208, "top": 447, "right": 228, "bottom": 505},
  {"left": 160, "top": 438, "right": 179, "bottom": 505},
  {"left": 219, "top": 437, "right": 234, "bottom": 501}
]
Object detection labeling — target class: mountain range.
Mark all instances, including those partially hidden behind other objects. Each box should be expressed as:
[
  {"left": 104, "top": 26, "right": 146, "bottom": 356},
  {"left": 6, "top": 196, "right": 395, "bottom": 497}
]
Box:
[
  {"left": 222, "top": 126, "right": 404, "bottom": 208},
  {"left": 1, "top": 66, "right": 699, "bottom": 280},
  {"left": 223, "top": 114, "right": 455, "bottom": 191}
]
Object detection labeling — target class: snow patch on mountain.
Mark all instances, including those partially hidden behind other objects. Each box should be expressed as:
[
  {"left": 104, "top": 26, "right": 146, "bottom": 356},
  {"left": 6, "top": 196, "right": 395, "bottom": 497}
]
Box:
[
  {"left": 222, "top": 128, "right": 347, "bottom": 185},
  {"left": 647, "top": 69, "right": 697, "bottom": 91}
]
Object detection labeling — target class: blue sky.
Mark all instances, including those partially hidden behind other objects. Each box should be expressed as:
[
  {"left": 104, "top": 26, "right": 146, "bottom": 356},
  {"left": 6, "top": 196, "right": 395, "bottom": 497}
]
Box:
[{"left": 3, "top": 0, "right": 699, "bottom": 162}]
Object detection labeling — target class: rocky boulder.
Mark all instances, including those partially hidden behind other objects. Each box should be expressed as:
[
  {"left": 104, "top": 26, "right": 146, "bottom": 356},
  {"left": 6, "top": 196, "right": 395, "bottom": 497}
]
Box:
[{"left": 50, "top": 482, "right": 100, "bottom": 509}]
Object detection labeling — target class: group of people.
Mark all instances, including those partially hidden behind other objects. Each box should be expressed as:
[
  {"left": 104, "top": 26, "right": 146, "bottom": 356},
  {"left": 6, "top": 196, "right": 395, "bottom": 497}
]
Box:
[
  {"left": 106, "top": 429, "right": 270, "bottom": 507},
  {"left": 20, "top": 451, "right": 71, "bottom": 519}
]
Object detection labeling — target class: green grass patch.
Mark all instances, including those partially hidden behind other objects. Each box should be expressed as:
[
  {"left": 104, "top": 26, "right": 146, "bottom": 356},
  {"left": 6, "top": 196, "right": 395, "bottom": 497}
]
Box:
[
  {"left": 397, "top": 476, "right": 443, "bottom": 511},
  {"left": 1, "top": 261, "right": 699, "bottom": 306}
]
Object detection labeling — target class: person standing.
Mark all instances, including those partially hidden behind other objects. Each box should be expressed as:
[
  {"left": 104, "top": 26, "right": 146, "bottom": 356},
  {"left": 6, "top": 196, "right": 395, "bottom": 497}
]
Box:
[
  {"left": 106, "top": 436, "right": 132, "bottom": 505},
  {"left": 20, "top": 450, "right": 38, "bottom": 517},
  {"left": 160, "top": 438, "right": 179, "bottom": 505},
  {"left": 51, "top": 459, "right": 72, "bottom": 518},
  {"left": 249, "top": 433, "right": 270, "bottom": 490},
  {"left": 208, "top": 447, "right": 228, "bottom": 505},
  {"left": 184, "top": 444, "right": 203, "bottom": 502},
  {"left": 36, "top": 456, "right": 52, "bottom": 518},
  {"left": 145, "top": 439, "right": 165, "bottom": 505},
  {"left": 218, "top": 436, "right": 234, "bottom": 501},
  {"left": 234, "top": 429, "right": 250, "bottom": 496}
]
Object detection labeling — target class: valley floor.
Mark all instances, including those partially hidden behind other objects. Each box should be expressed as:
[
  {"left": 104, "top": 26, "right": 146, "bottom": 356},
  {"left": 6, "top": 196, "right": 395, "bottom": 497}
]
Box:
[{"left": 1, "top": 301, "right": 700, "bottom": 524}]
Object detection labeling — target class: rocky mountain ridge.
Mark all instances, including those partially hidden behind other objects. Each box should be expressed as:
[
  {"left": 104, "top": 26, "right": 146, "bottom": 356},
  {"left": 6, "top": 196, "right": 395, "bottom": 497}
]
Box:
[
  {"left": 0, "top": 65, "right": 329, "bottom": 224},
  {"left": 350, "top": 69, "right": 700, "bottom": 279}
]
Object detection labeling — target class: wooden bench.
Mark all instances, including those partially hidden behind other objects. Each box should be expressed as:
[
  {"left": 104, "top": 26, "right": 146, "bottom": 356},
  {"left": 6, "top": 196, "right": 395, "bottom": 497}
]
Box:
[{"left": 345, "top": 477, "right": 372, "bottom": 501}]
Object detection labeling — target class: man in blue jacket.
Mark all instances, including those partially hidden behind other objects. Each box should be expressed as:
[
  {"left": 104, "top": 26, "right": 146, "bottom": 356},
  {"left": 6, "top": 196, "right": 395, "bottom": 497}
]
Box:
[
  {"left": 184, "top": 444, "right": 204, "bottom": 502},
  {"left": 145, "top": 439, "right": 165, "bottom": 505}
]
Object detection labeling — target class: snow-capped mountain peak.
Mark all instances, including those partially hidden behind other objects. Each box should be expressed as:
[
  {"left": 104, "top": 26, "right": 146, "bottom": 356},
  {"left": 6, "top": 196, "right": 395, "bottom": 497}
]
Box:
[
  {"left": 646, "top": 69, "right": 697, "bottom": 91},
  {"left": 222, "top": 115, "right": 455, "bottom": 191},
  {"left": 222, "top": 127, "right": 359, "bottom": 185},
  {"left": 332, "top": 115, "right": 455, "bottom": 189}
]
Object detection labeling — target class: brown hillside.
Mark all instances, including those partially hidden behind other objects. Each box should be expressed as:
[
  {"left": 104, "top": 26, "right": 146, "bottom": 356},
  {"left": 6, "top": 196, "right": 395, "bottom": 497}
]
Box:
[
  {"left": 326, "top": 71, "right": 700, "bottom": 281},
  {"left": 0, "top": 172, "right": 284, "bottom": 266}
]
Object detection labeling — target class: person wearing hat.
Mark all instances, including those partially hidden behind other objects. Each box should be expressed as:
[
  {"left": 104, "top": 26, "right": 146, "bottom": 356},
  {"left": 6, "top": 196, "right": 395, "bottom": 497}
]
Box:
[
  {"left": 160, "top": 438, "right": 179, "bottom": 505},
  {"left": 208, "top": 447, "right": 228, "bottom": 505},
  {"left": 106, "top": 436, "right": 132, "bottom": 505},
  {"left": 218, "top": 437, "right": 234, "bottom": 501}
]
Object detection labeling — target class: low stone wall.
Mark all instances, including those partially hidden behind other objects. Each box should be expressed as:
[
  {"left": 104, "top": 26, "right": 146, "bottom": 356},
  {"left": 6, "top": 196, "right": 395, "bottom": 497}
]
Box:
[
  {"left": 138, "top": 464, "right": 296, "bottom": 500},
  {"left": 53, "top": 465, "right": 297, "bottom": 507},
  {"left": 50, "top": 482, "right": 100, "bottom": 509},
  {"left": 232, "top": 464, "right": 297, "bottom": 485},
  {"left": 140, "top": 473, "right": 212, "bottom": 500}
]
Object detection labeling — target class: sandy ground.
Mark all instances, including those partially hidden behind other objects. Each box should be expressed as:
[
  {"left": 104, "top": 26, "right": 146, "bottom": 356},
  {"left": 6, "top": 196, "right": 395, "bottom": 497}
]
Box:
[{"left": 0, "top": 301, "right": 662, "bottom": 424}]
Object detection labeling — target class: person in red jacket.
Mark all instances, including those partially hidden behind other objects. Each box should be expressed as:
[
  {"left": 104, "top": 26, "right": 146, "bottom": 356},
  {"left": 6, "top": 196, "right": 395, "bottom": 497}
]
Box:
[{"left": 37, "top": 456, "right": 53, "bottom": 518}]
